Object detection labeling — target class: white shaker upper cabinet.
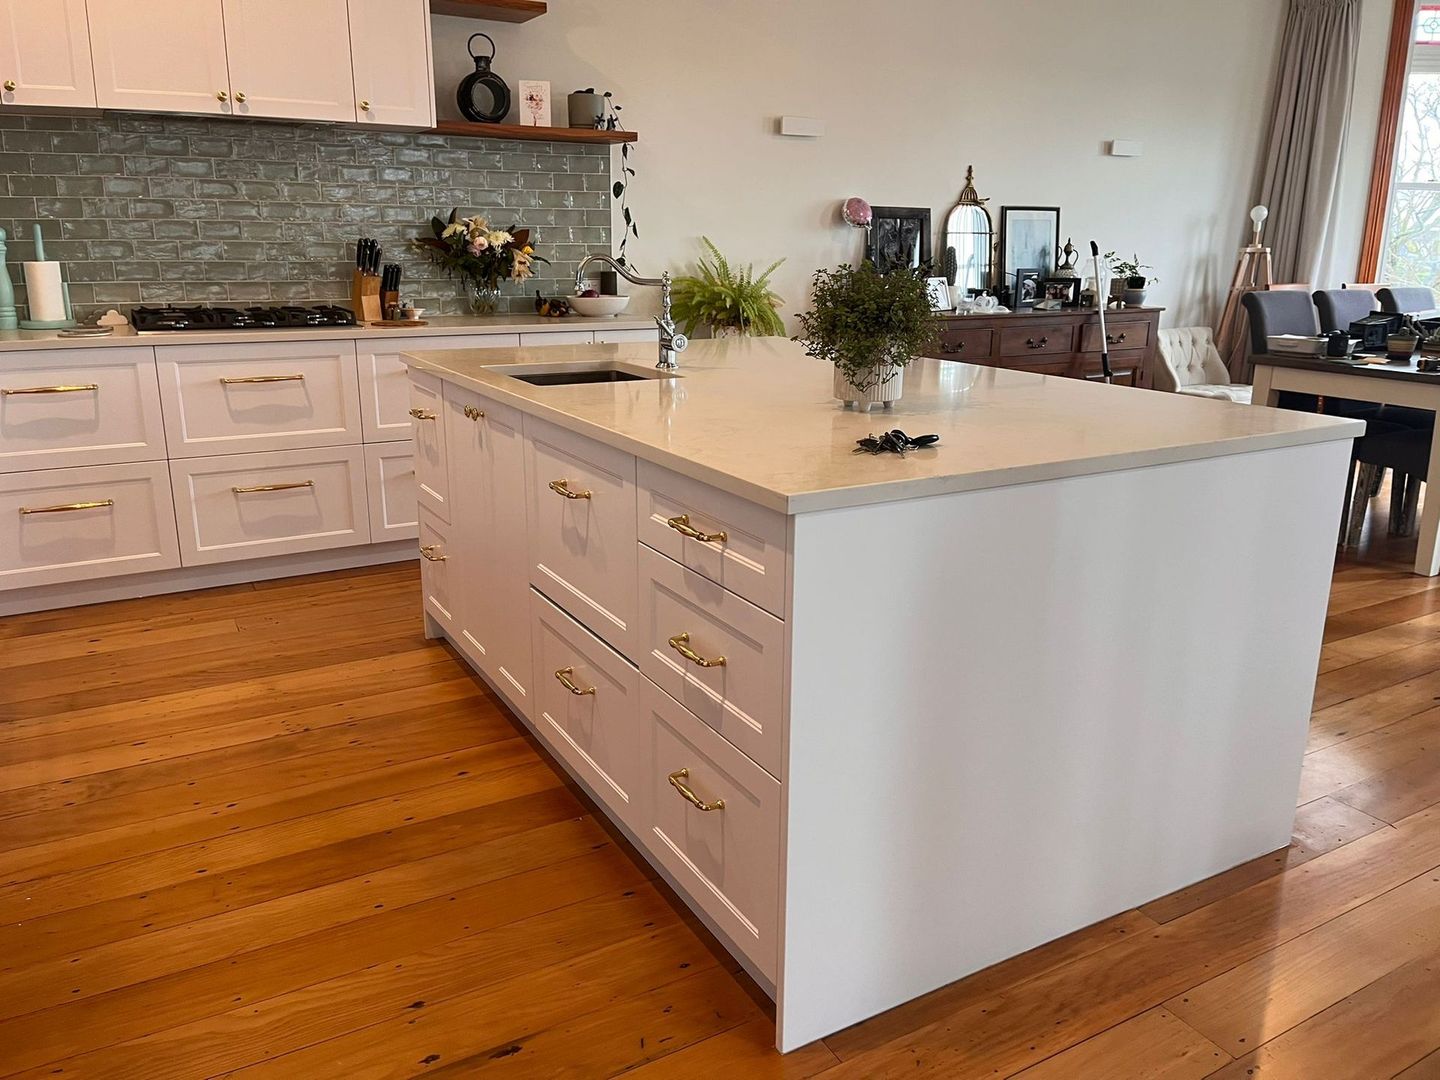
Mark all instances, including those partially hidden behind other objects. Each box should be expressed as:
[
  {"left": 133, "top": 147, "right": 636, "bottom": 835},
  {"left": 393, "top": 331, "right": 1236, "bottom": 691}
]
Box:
[
  {"left": 347, "top": 0, "right": 434, "bottom": 129},
  {"left": 88, "top": 0, "right": 232, "bottom": 115},
  {"left": 222, "top": 0, "right": 355, "bottom": 123},
  {"left": 0, "top": 0, "right": 95, "bottom": 109}
]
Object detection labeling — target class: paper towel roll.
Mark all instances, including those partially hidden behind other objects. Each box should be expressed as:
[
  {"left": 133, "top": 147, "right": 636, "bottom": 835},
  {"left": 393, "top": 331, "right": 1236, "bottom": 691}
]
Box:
[{"left": 23, "top": 261, "right": 65, "bottom": 323}]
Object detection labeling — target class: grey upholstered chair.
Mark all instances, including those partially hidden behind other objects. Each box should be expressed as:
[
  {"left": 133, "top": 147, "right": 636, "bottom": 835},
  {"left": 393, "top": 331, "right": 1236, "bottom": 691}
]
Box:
[
  {"left": 1313, "top": 288, "right": 1376, "bottom": 333},
  {"left": 1377, "top": 286, "right": 1437, "bottom": 313},
  {"left": 1242, "top": 289, "right": 1318, "bottom": 350}
]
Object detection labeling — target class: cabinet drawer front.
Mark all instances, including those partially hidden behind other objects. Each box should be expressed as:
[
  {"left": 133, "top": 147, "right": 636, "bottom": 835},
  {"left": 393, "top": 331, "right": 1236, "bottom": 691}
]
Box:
[
  {"left": 157, "top": 341, "right": 361, "bottom": 456},
  {"left": 359, "top": 335, "right": 521, "bottom": 443},
  {"left": 594, "top": 329, "right": 661, "bottom": 344},
  {"left": 998, "top": 324, "right": 1076, "bottom": 357},
  {"left": 0, "top": 348, "right": 165, "bottom": 473},
  {"left": 418, "top": 508, "right": 456, "bottom": 635},
  {"left": 935, "top": 327, "right": 993, "bottom": 360},
  {"left": 362, "top": 441, "right": 418, "bottom": 542},
  {"left": 640, "top": 679, "right": 780, "bottom": 981},
  {"left": 169, "top": 446, "right": 371, "bottom": 566},
  {"left": 1080, "top": 320, "right": 1151, "bottom": 354},
  {"left": 520, "top": 331, "right": 594, "bottom": 346},
  {"left": 525, "top": 417, "right": 638, "bottom": 658},
  {"left": 1079, "top": 356, "right": 1143, "bottom": 385},
  {"left": 1, "top": 461, "right": 180, "bottom": 590},
  {"left": 637, "top": 460, "right": 788, "bottom": 618},
  {"left": 639, "top": 545, "right": 784, "bottom": 777},
  {"left": 1012, "top": 359, "right": 1076, "bottom": 379},
  {"left": 532, "top": 590, "right": 644, "bottom": 831},
  {"left": 409, "top": 370, "right": 449, "bottom": 523}
]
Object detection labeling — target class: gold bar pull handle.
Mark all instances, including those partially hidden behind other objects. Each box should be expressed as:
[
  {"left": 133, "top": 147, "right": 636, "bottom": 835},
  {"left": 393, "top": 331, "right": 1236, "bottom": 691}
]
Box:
[
  {"left": 668, "top": 769, "right": 724, "bottom": 812},
  {"left": 220, "top": 374, "right": 305, "bottom": 385},
  {"left": 419, "top": 544, "right": 447, "bottom": 562},
  {"left": 19, "top": 499, "right": 113, "bottom": 515},
  {"left": 2, "top": 383, "right": 99, "bottom": 396},
  {"left": 409, "top": 407, "right": 437, "bottom": 420},
  {"left": 554, "top": 666, "right": 596, "bottom": 696},
  {"left": 231, "top": 480, "right": 315, "bottom": 494},
  {"left": 548, "top": 478, "right": 592, "bottom": 500},
  {"left": 667, "top": 632, "right": 726, "bottom": 668},
  {"left": 666, "top": 514, "right": 727, "bottom": 544}
]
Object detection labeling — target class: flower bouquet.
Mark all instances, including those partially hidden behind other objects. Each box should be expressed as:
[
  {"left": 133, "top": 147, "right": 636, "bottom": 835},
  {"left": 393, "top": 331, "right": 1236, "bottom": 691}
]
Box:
[{"left": 415, "top": 209, "right": 548, "bottom": 313}]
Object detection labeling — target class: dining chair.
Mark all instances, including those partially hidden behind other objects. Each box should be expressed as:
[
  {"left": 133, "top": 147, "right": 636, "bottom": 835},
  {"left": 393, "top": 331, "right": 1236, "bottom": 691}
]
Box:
[
  {"left": 1345, "top": 427, "right": 1430, "bottom": 545},
  {"left": 1313, "top": 288, "right": 1376, "bottom": 333},
  {"left": 1377, "top": 286, "right": 1437, "bottom": 313}
]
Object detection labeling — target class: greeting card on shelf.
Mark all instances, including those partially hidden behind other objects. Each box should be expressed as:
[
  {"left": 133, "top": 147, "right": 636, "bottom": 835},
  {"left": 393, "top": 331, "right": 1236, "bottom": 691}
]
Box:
[{"left": 518, "top": 81, "right": 552, "bottom": 126}]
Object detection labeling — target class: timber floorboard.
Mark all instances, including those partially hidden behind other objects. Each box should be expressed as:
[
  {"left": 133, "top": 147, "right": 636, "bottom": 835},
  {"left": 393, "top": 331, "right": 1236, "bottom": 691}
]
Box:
[{"left": 4, "top": 499, "right": 1440, "bottom": 1077}]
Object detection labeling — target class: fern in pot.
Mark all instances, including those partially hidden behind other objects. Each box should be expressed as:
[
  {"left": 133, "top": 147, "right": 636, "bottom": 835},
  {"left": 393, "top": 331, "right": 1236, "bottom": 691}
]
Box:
[
  {"left": 671, "top": 237, "right": 786, "bottom": 337},
  {"left": 794, "top": 263, "right": 939, "bottom": 410}
]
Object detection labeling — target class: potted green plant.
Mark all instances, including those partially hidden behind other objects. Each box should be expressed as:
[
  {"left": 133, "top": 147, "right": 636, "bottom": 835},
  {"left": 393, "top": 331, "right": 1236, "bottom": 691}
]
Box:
[
  {"left": 671, "top": 237, "right": 785, "bottom": 338},
  {"left": 1106, "top": 252, "right": 1156, "bottom": 306},
  {"left": 793, "top": 262, "right": 939, "bottom": 410}
]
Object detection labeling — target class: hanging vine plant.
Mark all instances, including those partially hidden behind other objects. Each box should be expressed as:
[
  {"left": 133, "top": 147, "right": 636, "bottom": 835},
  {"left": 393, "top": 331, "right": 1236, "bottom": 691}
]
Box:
[{"left": 596, "top": 91, "right": 636, "bottom": 267}]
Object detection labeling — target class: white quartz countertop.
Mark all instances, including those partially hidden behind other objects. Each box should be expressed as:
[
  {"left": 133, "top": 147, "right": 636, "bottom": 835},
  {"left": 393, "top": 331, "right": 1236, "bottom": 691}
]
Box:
[
  {"left": 0, "top": 314, "right": 655, "bottom": 353},
  {"left": 405, "top": 337, "right": 1364, "bottom": 514}
]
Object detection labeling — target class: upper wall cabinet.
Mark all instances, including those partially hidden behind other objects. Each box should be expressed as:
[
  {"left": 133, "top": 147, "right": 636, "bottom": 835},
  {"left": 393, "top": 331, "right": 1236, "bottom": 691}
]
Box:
[
  {"left": 88, "top": 0, "right": 233, "bottom": 115},
  {"left": 0, "top": 0, "right": 95, "bottom": 109},
  {"left": 222, "top": 0, "right": 357, "bottom": 123},
  {"left": 348, "top": 0, "right": 434, "bottom": 128}
]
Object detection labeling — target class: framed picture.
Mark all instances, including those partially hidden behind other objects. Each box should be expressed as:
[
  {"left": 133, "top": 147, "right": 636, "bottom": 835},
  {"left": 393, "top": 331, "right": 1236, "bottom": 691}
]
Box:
[
  {"left": 869, "top": 206, "right": 932, "bottom": 274},
  {"left": 1000, "top": 206, "right": 1060, "bottom": 281},
  {"left": 925, "top": 277, "right": 952, "bottom": 311},
  {"left": 1014, "top": 267, "right": 1043, "bottom": 310},
  {"left": 1041, "top": 277, "right": 1081, "bottom": 306}
]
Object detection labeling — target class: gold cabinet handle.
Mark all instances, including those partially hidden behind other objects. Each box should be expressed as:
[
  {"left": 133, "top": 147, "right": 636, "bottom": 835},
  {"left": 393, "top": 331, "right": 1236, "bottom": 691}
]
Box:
[
  {"left": 19, "top": 499, "right": 113, "bottom": 515},
  {"left": 419, "top": 544, "right": 447, "bottom": 562},
  {"left": 216, "top": 89, "right": 229, "bottom": 102},
  {"left": 220, "top": 373, "right": 304, "bottom": 385},
  {"left": 667, "top": 632, "right": 726, "bottom": 668},
  {"left": 232, "top": 480, "right": 314, "bottom": 494},
  {"left": 549, "top": 478, "right": 592, "bottom": 500},
  {"left": 668, "top": 769, "right": 724, "bottom": 812},
  {"left": 234, "top": 91, "right": 247, "bottom": 104},
  {"left": 2, "top": 383, "right": 99, "bottom": 396},
  {"left": 3, "top": 80, "right": 15, "bottom": 93},
  {"left": 409, "top": 407, "right": 437, "bottom": 421},
  {"left": 665, "top": 514, "right": 727, "bottom": 544},
  {"left": 554, "top": 666, "right": 596, "bottom": 696},
  {"left": 462, "top": 404, "right": 485, "bottom": 420},
  {"left": 359, "top": 99, "right": 371, "bottom": 111}
]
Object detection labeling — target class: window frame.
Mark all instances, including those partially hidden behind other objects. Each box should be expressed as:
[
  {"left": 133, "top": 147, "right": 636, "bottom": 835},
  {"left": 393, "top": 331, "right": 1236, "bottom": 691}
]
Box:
[{"left": 1359, "top": 0, "right": 1424, "bottom": 281}]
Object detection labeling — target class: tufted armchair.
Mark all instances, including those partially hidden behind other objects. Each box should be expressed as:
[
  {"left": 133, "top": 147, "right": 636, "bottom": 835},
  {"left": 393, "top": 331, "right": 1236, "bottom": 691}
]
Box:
[{"left": 1155, "top": 327, "right": 1252, "bottom": 404}]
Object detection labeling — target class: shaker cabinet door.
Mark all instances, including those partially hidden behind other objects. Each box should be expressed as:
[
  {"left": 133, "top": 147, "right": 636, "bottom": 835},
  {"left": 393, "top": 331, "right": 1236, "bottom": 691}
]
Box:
[
  {"left": 0, "top": 0, "right": 95, "bottom": 109},
  {"left": 88, "top": 0, "right": 233, "bottom": 115},
  {"left": 221, "top": 0, "right": 355, "bottom": 122},
  {"left": 348, "top": 0, "right": 434, "bottom": 129}
]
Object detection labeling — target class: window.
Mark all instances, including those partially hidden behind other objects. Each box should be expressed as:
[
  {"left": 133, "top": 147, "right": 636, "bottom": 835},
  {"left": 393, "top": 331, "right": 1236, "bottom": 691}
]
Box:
[{"left": 1378, "top": 5, "right": 1440, "bottom": 287}]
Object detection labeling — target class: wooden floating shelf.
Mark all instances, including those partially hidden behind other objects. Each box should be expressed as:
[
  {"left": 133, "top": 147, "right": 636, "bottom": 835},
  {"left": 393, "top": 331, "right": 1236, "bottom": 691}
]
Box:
[
  {"left": 428, "top": 0, "right": 546, "bottom": 22},
  {"left": 428, "top": 120, "right": 637, "bottom": 144}
]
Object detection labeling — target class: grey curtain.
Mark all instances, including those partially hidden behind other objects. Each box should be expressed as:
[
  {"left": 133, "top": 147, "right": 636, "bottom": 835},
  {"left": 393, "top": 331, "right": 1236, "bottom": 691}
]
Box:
[{"left": 1257, "top": 0, "right": 1361, "bottom": 285}]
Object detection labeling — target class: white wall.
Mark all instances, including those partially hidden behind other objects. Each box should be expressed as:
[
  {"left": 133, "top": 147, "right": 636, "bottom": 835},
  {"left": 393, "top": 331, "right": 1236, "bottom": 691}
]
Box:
[{"left": 434, "top": 0, "right": 1287, "bottom": 329}]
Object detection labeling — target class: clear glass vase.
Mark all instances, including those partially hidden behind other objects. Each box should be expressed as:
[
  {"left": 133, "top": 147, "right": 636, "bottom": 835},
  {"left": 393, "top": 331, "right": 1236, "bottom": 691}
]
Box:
[{"left": 465, "top": 279, "right": 502, "bottom": 315}]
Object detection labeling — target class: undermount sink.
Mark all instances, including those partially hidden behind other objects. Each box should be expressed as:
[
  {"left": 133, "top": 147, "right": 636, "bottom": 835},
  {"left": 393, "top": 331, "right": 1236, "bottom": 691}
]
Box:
[{"left": 489, "top": 360, "right": 680, "bottom": 387}]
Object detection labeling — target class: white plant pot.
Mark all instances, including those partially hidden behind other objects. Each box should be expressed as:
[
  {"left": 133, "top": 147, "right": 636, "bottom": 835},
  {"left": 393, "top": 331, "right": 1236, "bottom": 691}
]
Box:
[{"left": 834, "top": 364, "right": 904, "bottom": 411}]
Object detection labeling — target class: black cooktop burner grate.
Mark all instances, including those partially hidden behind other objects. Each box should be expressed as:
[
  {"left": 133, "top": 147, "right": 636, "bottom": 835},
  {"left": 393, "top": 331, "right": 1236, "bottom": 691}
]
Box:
[{"left": 130, "top": 305, "right": 358, "bottom": 331}]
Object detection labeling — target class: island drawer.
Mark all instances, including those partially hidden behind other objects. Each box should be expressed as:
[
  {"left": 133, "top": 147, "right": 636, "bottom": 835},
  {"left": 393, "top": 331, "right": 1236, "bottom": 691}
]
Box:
[
  {"left": 525, "top": 416, "right": 638, "bottom": 659},
  {"left": 1080, "top": 320, "right": 1151, "bottom": 354},
  {"left": 418, "top": 508, "right": 457, "bottom": 637},
  {"left": 1, "top": 460, "right": 180, "bottom": 591},
  {"left": 639, "top": 678, "right": 780, "bottom": 983},
  {"left": 168, "top": 446, "right": 371, "bottom": 566},
  {"left": 638, "top": 545, "right": 784, "bottom": 777},
  {"left": 0, "top": 348, "right": 166, "bottom": 474},
  {"left": 156, "top": 341, "right": 361, "bottom": 458},
  {"left": 998, "top": 323, "right": 1077, "bottom": 358},
  {"left": 637, "top": 460, "right": 788, "bottom": 618},
  {"left": 934, "top": 327, "right": 993, "bottom": 361},
  {"left": 531, "top": 590, "right": 645, "bottom": 833},
  {"left": 410, "top": 370, "right": 449, "bottom": 523}
]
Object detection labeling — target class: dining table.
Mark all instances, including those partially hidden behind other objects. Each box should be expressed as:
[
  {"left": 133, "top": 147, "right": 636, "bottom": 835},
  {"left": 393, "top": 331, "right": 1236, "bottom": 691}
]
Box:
[{"left": 1251, "top": 351, "right": 1440, "bottom": 575}]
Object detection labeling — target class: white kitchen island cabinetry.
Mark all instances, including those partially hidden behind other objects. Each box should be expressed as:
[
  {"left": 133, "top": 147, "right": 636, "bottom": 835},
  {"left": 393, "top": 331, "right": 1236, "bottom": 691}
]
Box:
[{"left": 407, "top": 338, "right": 1360, "bottom": 1052}]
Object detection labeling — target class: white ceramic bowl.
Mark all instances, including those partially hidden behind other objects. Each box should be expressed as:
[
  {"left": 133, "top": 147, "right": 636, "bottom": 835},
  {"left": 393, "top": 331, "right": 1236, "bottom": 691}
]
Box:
[{"left": 570, "top": 295, "right": 631, "bottom": 317}]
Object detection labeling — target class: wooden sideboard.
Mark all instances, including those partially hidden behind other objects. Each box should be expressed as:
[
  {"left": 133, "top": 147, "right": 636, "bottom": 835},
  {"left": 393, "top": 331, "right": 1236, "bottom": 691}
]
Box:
[{"left": 929, "top": 306, "right": 1164, "bottom": 388}]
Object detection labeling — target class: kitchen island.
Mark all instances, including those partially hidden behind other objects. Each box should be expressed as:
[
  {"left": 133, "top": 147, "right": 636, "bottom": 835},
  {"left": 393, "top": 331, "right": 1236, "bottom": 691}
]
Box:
[{"left": 403, "top": 337, "right": 1359, "bottom": 1052}]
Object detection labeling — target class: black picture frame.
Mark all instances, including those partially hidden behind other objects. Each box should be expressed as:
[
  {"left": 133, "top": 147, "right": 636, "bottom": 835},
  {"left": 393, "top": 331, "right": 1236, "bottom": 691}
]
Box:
[
  {"left": 1014, "top": 267, "right": 1043, "bottom": 310},
  {"left": 999, "top": 206, "right": 1061, "bottom": 281},
  {"left": 868, "top": 206, "right": 932, "bottom": 274},
  {"left": 1041, "top": 277, "right": 1082, "bottom": 307}
]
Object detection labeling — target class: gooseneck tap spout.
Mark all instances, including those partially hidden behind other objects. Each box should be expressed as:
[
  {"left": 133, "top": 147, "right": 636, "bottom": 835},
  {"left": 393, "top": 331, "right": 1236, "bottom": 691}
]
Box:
[{"left": 576, "top": 253, "right": 688, "bottom": 370}]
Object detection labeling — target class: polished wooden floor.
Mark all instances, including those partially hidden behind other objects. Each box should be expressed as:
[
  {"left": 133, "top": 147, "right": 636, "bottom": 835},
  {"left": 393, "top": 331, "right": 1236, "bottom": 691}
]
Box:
[{"left": 6, "top": 524, "right": 1440, "bottom": 1078}]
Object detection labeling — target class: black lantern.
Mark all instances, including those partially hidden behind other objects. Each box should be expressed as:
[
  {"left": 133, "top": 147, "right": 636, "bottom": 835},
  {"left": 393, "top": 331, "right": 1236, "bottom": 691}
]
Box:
[{"left": 457, "top": 33, "right": 510, "bottom": 124}]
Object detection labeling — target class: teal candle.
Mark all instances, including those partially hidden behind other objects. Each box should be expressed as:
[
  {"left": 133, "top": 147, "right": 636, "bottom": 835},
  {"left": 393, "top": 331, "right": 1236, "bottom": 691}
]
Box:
[{"left": 0, "top": 227, "right": 17, "bottom": 331}]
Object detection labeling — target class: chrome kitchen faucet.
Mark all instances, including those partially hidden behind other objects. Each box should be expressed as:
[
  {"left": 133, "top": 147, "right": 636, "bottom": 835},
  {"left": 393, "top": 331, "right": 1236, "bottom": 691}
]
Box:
[{"left": 575, "top": 253, "right": 688, "bottom": 370}]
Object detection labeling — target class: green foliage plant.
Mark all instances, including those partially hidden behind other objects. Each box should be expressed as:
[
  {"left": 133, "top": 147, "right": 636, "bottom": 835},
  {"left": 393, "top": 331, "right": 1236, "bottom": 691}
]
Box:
[
  {"left": 792, "top": 262, "right": 939, "bottom": 392},
  {"left": 671, "top": 237, "right": 786, "bottom": 337}
]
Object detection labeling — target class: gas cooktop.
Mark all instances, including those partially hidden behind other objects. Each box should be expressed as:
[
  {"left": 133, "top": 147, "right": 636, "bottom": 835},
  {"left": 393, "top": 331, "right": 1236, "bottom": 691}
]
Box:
[{"left": 130, "top": 305, "right": 358, "bottom": 332}]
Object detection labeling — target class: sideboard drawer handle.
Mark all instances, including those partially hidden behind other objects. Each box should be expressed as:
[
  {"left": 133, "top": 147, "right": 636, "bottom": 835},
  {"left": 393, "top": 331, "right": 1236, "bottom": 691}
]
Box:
[
  {"left": 221, "top": 374, "right": 305, "bottom": 385},
  {"left": 1106, "top": 332, "right": 1128, "bottom": 345},
  {"left": 19, "top": 498, "right": 113, "bottom": 515},
  {"left": 668, "top": 632, "right": 726, "bottom": 668},
  {"left": 419, "top": 544, "right": 447, "bottom": 562},
  {"left": 549, "top": 478, "right": 592, "bottom": 500},
  {"left": 666, "top": 514, "right": 727, "bottom": 544},
  {"left": 668, "top": 768, "right": 725, "bottom": 812},
  {"left": 554, "top": 666, "right": 596, "bottom": 696},
  {"left": 2, "top": 383, "right": 99, "bottom": 396},
  {"left": 408, "top": 407, "right": 437, "bottom": 421},
  {"left": 232, "top": 480, "right": 315, "bottom": 494},
  {"left": 944, "top": 341, "right": 965, "bottom": 353},
  {"left": 1026, "top": 337, "right": 1049, "bottom": 350}
]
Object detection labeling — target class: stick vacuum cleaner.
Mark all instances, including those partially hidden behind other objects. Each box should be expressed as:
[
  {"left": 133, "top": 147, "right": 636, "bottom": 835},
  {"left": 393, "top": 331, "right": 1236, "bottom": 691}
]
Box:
[{"left": 1090, "top": 241, "right": 1113, "bottom": 385}]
